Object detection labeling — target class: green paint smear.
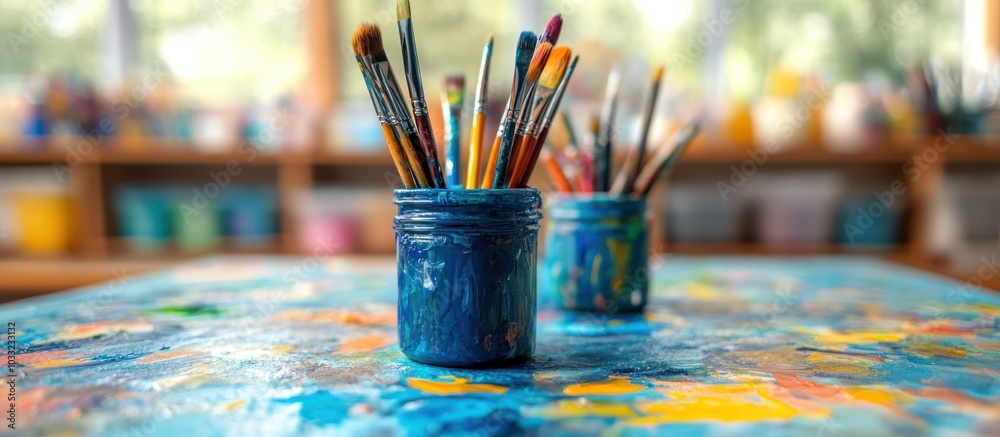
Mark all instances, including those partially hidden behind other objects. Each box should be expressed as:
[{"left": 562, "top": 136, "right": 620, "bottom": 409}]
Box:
[{"left": 143, "top": 306, "right": 227, "bottom": 317}]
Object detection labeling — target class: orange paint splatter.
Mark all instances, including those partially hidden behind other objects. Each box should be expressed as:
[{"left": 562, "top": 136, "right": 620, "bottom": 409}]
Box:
[
  {"left": 46, "top": 321, "right": 154, "bottom": 342},
  {"left": 336, "top": 334, "right": 394, "bottom": 354},
  {"left": 138, "top": 350, "right": 200, "bottom": 364},
  {"left": 30, "top": 358, "right": 87, "bottom": 369},
  {"left": 223, "top": 399, "right": 247, "bottom": 411},
  {"left": 563, "top": 376, "right": 646, "bottom": 396},
  {"left": 18, "top": 350, "right": 69, "bottom": 366},
  {"left": 274, "top": 308, "right": 396, "bottom": 326},
  {"left": 772, "top": 373, "right": 844, "bottom": 398}
]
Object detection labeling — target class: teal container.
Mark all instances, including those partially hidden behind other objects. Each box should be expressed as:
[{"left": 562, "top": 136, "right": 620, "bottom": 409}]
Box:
[
  {"left": 115, "top": 186, "right": 172, "bottom": 253},
  {"left": 171, "top": 187, "right": 222, "bottom": 253},
  {"left": 394, "top": 188, "right": 542, "bottom": 367},
  {"left": 543, "top": 194, "right": 649, "bottom": 313}
]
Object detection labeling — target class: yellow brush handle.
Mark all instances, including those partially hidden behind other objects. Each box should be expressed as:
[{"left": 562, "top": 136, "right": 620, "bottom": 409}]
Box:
[
  {"left": 465, "top": 112, "right": 486, "bottom": 189},
  {"left": 480, "top": 135, "right": 502, "bottom": 189},
  {"left": 381, "top": 124, "right": 415, "bottom": 189},
  {"left": 399, "top": 133, "right": 432, "bottom": 188}
]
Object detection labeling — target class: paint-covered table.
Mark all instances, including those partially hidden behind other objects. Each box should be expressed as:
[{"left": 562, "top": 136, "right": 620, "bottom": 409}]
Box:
[{"left": 6, "top": 256, "right": 999, "bottom": 436}]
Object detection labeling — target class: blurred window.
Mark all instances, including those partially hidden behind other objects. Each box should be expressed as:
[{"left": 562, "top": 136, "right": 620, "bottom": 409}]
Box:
[
  {"left": 0, "top": 0, "right": 106, "bottom": 79},
  {"left": 131, "top": 0, "right": 307, "bottom": 103}
]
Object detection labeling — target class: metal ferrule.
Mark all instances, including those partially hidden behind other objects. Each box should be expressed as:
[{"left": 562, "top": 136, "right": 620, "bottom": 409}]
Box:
[
  {"left": 397, "top": 20, "right": 426, "bottom": 110},
  {"left": 514, "top": 85, "right": 539, "bottom": 136},
  {"left": 367, "top": 56, "right": 416, "bottom": 134},
  {"left": 524, "top": 87, "right": 555, "bottom": 137}
]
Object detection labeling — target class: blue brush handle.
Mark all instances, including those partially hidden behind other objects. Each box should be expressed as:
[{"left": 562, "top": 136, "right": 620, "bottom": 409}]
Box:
[
  {"left": 491, "top": 117, "right": 519, "bottom": 188},
  {"left": 445, "top": 114, "right": 462, "bottom": 188}
]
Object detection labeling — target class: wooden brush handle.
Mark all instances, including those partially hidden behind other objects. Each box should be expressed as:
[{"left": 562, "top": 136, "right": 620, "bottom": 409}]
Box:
[
  {"left": 381, "top": 124, "right": 416, "bottom": 189},
  {"left": 508, "top": 135, "right": 536, "bottom": 188},
  {"left": 399, "top": 131, "right": 432, "bottom": 188},
  {"left": 481, "top": 135, "right": 502, "bottom": 189},
  {"left": 413, "top": 114, "right": 446, "bottom": 188},
  {"left": 465, "top": 112, "right": 486, "bottom": 189},
  {"left": 503, "top": 133, "right": 527, "bottom": 188},
  {"left": 541, "top": 150, "right": 573, "bottom": 192}
]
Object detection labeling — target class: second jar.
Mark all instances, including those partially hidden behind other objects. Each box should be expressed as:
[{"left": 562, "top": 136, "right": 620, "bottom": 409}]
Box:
[{"left": 543, "top": 194, "right": 649, "bottom": 313}]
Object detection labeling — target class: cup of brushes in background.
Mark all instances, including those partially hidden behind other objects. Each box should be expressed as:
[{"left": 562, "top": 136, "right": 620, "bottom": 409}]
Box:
[
  {"left": 394, "top": 188, "right": 542, "bottom": 367},
  {"left": 10, "top": 183, "right": 76, "bottom": 255},
  {"left": 544, "top": 194, "right": 649, "bottom": 313}
]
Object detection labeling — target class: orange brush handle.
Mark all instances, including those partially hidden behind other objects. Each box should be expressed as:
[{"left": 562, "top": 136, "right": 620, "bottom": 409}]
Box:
[
  {"left": 399, "top": 132, "right": 432, "bottom": 188},
  {"left": 509, "top": 135, "right": 535, "bottom": 188},
  {"left": 541, "top": 150, "right": 573, "bottom": 192},
  {"left": 481, "top": 135, "right": 502, "bottom": 189},
  {"left": 381, "top": 124, "right": 415, "bottom": 189},
  {"left": 465, "top": 112, "right": 486, "bottom": 189}
]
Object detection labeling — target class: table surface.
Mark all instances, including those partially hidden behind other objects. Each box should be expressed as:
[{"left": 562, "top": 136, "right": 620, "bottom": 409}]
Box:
[{"left": 6, "top": 256, "right": 999, "bottom": 436}]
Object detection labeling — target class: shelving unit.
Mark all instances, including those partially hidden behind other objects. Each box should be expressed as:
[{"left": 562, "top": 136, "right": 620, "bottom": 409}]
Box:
[{"left": 2, "top": 135, "right": 999, "bottom": 295}]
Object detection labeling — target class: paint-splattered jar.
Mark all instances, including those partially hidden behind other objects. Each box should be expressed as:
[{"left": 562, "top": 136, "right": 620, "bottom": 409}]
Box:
[
  {"left": 544, "top": 194, "right": 649, "bottom": 313},
  {"left": 394, "top": 188, "right": 542, "bottom": 367}
]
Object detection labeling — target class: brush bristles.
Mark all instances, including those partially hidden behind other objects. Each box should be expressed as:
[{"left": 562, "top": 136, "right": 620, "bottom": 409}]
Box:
[
  {"left": 515, "top": 31, "right": 538, "bottom": 69},
  {"left": 351, "top": 22, "right": 383, "bottom": 57},
  {"left": 539, "top": 46, "right": 571, "bottom": 89},
  {"left": 541, "top": 14, "right": 563, "bottom": 44},
  {"left": 653, "top": 65, "right": 665, "bottom": 83},
  {"left": 396, "top": 0, "right": 411, "bottom": 20},
  {"left": 526, "top": 42, "right": 553, "bottom": 83}
]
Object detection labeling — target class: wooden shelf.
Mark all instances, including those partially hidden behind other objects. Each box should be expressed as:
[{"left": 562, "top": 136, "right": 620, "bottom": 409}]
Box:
[
  {"left": 660, "top": 242, "right": 911, "bottom": 255},
  {"left": 2, "top": 137, "right": 999, "bottom": 166}
]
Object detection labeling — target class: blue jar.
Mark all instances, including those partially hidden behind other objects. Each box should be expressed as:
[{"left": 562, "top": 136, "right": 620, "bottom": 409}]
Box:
[
  {"left": 543, "top": 194, "right": 649, "bottom": 313},
  {"left": 394, "top": 188, "right": 542, "bottom": 367}
]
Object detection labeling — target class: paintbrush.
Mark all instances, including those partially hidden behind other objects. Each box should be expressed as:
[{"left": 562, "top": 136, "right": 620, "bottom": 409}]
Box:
[
  {"left": 487, "top": 31, "right": 537, "bottom": 189},
  {"left": 465, "top": 35, "right": 493, "bottom": 189},
  {"left": 594, "top": 64, "right": 622, "bottom": 191},
  {"left": 611, "top": 65, "right": 664, "bottom": 196},
  {"left": 539, "top": 146, "right": 573, "bottom": 192},
  {"left": 632, "top": 120, "right": 700, "bottom": 197},
  {"left": 509, "top": 49, "right": 574, "bottom": 188},
  {"left": 354, "top": 54, "right": 416, "bottom": 189},
  {"left": 396, "top": 0, "right": 446, "bottom": 188},
  {"left": 579, "top": 115, "right": 599, "bottom": 193},
  {"left": 539, "top": 14, "right": 563, "bottom": 44},
  {"left": 503, "top": 42, "right": 552, "bottom": 187},
  {"left": 353, "top": 22, "right": 432, "bottom": 188},
  {"left": 442, "top": 75, "right": 465, "bottom": 188}
]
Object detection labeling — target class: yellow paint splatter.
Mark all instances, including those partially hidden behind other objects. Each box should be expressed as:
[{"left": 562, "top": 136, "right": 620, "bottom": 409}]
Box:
[
  {"left": 271, "top": 345, "right": 294, "bottom": 354},
  {"left": 563, "top": 376, "right": 646, "bottom": 396},
  {"left": 685, "top": 283, "right": 720, "bottom": 301},
  {"left": 138, "top": 350, "right": 199, "bottom": 364},
  {"left": 30, "top": 358, "right": 87, "bottom": 369},
  {"left": 799, "top": 328, "right": 907, "bottom": 345},
  {"left": 407, "top": 376, "right": 508, "bottom": 395},
  {"left": 223, "top": 399, "right": 247, "bottom": 411},
  {"left": 905, "top": 341, "right": 969, "bottom": 358},
  {"left": 590, "top": 254, "right": 602, "bottom": 287},
  {"left": 845, "top": 386, "right": 912, "bottom": 409},
  {"left": 631, "top": 388, "right": 800, "bottom": 424},
  {"left": 805, "top": 352, "right": 879, "bottom": 375},
  {"left": 534, "top": 373, "right": 559, "bottom": 380},
  {"left": 545, "top": 399, "right": 637, "bottom": 418}
]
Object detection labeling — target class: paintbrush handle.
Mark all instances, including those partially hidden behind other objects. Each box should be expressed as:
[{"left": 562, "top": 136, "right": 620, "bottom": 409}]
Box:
[
  {"left": 413, "top": 114, "right": 445, "bottom": 188},
  {"left": 465, "top": 112, "right": 486, "bottom": 189},
  {"left": 540, "top": 149, "right": 573, "bottom": 192},
  {"left": 609, "top": 147, "right": 638, "bottom": 196},
  {"left": 577, "top": 151, "right": 594, "bottom": 193},
  {"left": 503, "top": 132, "right": 528, "bottom": 187},
  {"left": 381, "top": 124, "right": 416, "bottom": 189},
  {"left": 509, "top": 135, "right": 537, "bottom": 188},
  {"left": 399, "top": 131, "right": 432, "bottom": 188},
  {"left": 481, "top": 135, "right": 502, "bottom": 189},
  {"left": 491, "top": 118, "right": 518, "bottom": 188},
  {"left": 444, "top": 111, "right": 461, "bottom": 188}
]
